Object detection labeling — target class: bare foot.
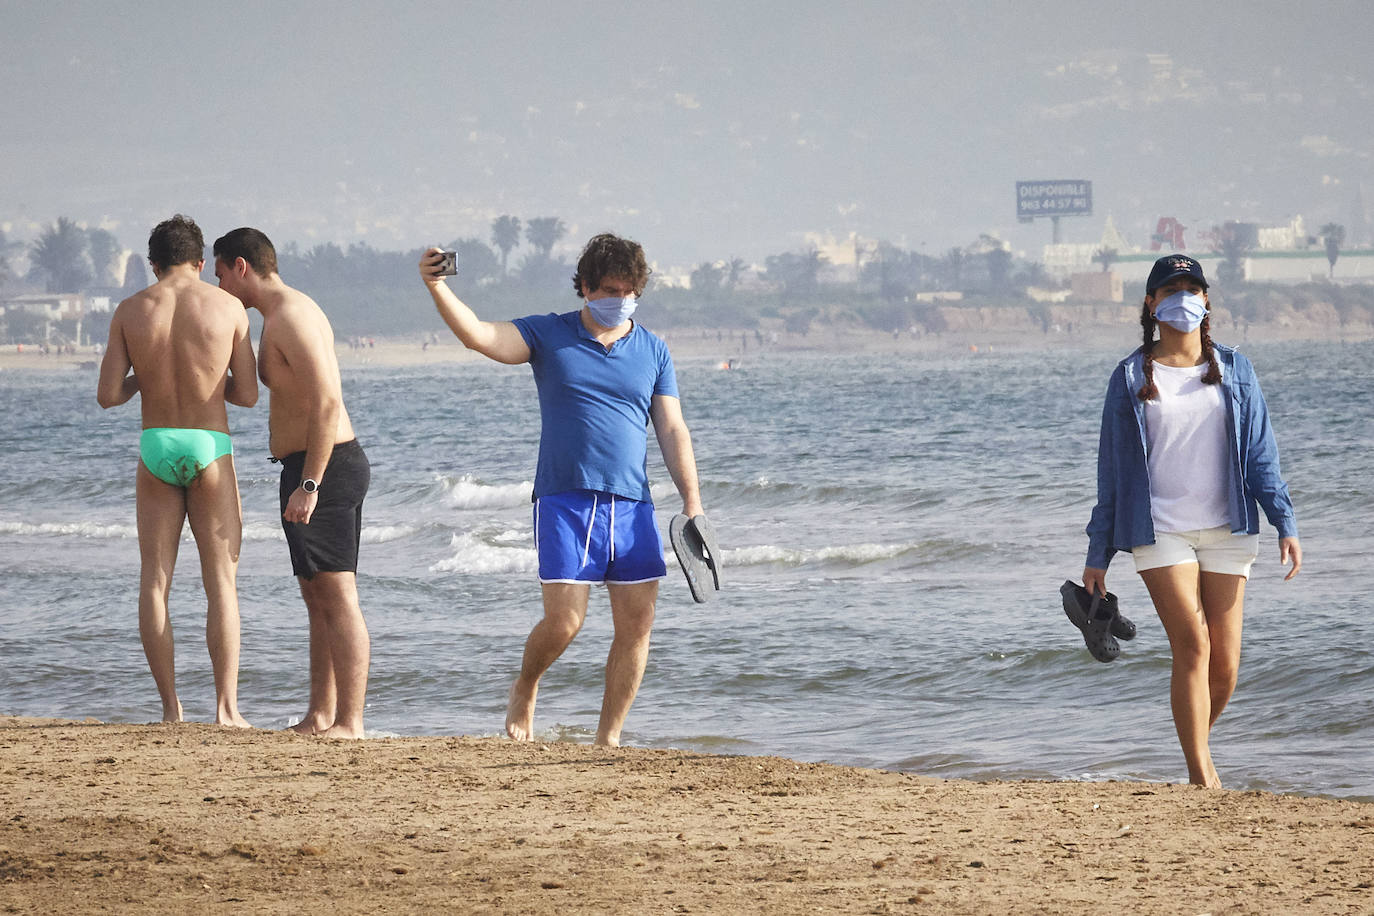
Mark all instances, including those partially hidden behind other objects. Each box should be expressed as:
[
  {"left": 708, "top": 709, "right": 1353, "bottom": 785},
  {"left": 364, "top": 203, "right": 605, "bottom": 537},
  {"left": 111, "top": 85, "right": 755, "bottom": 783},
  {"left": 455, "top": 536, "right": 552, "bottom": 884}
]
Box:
[
  {"left": 288, "top": 713, "right": 332, "bottom": 735},
  {"left": 216, "top": 713, "right": 253, "bottom": 729},
  {"left": 505, "top": 681, "right": 537, "bottom": 741},
  {"left": 319, "top": 723, "right": 365, "bottom": 740},
  {"left": 1206, "top": 759, "right": 1223, "bottom": 789},
  {"left": 594, "top": 733, "right": 621, "bottom": 747},
  {"left": 1189, "top": 760, "right": 1223, "bottom": 789},
  {"left": 161, "top": 700, "right": 184, "bottom": 723}
]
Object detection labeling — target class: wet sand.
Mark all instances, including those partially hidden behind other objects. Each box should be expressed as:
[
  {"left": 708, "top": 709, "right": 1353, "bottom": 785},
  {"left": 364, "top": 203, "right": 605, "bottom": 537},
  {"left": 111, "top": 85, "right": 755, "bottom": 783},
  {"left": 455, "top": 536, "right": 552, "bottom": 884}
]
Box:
[{"left": 1, "top": 717, "right": 1370, "bottom": 914}]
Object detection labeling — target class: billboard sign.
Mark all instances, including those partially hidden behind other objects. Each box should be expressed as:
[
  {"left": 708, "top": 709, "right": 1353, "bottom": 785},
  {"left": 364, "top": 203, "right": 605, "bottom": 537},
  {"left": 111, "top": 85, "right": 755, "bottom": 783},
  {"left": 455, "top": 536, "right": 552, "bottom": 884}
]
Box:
[{"left": 1016, "top": 180, "right": 1092, "bottom": 219}]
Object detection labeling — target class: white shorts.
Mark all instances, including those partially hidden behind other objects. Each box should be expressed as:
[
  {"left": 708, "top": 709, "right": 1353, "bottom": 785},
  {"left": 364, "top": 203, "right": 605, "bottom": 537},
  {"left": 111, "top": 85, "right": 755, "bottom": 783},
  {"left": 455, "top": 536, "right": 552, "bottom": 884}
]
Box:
[{"left": 1132, "top": 525, "right": 1259, "bottom": 577}]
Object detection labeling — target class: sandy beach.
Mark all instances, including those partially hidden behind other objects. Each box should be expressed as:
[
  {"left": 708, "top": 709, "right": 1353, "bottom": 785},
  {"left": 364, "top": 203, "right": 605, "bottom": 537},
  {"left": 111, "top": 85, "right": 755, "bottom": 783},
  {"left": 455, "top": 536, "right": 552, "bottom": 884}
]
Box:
[
  {"left": 0, "top": 718, "right": 1369, "bottom": 914},
  {"left": 3, "top": 311, "right": 1369, "bottom": 376}
]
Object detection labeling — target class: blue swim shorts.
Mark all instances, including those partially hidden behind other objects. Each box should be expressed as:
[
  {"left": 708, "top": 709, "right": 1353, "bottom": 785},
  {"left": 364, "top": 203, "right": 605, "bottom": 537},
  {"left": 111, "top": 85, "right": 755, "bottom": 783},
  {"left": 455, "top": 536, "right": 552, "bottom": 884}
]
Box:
[{"left": 533, "top": 489, "right": 667, "bottom": 585}]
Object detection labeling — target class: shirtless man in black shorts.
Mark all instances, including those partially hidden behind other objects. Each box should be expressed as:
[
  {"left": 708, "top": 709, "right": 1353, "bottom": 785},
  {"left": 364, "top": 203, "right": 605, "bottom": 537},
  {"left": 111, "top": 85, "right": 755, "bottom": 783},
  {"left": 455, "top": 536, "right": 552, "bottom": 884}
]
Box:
[{"left": 212, "top": 228, "right": 371, "bottom": 739}]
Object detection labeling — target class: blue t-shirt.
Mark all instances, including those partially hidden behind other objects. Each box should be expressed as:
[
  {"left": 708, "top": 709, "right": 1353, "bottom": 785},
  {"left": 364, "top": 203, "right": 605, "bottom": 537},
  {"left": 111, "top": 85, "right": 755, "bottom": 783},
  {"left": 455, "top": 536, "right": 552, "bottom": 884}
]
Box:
[{"left": 512, "top": 311, "right": 678, "bottom": 502}]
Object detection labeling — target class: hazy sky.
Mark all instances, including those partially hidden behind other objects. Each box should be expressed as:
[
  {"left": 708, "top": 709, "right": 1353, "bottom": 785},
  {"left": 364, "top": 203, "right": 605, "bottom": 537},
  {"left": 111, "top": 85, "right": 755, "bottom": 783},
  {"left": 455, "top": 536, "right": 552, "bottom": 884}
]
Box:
[{"left": 3, "top": 0, "right": 1371, "bottom": 268}]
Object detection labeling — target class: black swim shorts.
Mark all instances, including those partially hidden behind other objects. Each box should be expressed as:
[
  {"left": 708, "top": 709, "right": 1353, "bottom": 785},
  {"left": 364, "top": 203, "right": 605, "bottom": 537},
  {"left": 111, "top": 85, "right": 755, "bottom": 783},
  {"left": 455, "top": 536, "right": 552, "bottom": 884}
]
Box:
[{"left": 278, "top": 439, "right": 370, "bottom": 579}]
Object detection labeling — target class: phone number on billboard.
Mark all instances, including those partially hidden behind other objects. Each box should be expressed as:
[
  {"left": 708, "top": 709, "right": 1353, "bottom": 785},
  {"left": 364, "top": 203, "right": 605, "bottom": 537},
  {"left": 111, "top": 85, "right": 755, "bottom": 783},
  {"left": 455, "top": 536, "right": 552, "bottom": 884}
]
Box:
[{"left": 1019, "top": 197, "right": 1091, "bottom": 213}]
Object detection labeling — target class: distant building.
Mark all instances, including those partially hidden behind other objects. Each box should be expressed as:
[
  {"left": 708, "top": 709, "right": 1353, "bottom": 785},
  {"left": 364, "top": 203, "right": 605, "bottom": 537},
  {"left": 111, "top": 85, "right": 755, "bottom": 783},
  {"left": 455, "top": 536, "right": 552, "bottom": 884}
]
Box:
[
  {"left": 1071, "top": 271, "right": 1123, "bottom": 302},
  {"left": 1255, "top": 216, "right": 1314, "bottom": 251},
  {"left": 0, "top": 292, "right": 86, "bottom": 320},
  {"left": 1046, "top": 214, "right": 1374, "bottom": 286}
]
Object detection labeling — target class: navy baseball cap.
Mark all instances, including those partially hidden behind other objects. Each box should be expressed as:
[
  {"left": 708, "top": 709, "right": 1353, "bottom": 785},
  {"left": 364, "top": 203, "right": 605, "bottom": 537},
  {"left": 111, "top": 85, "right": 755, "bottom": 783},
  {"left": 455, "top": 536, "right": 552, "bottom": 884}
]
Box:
[{"left": 1146, "top": 254, "right": 1209, "bottom": 294}]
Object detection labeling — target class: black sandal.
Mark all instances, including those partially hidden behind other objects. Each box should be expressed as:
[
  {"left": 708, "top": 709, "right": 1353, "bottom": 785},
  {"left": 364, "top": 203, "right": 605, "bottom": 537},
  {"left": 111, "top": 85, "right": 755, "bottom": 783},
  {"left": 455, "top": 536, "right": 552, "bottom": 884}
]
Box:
[{"left": 1060, "top": 580, "right": 1122, "bottom": 663}]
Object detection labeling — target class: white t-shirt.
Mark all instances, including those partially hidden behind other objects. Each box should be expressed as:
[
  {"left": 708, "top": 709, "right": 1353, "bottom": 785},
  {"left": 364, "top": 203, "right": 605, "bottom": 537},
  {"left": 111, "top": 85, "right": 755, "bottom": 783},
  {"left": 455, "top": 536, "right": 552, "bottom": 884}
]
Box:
[{"left": 1143, "top": 362, "right": 1231, "bottom": 533}]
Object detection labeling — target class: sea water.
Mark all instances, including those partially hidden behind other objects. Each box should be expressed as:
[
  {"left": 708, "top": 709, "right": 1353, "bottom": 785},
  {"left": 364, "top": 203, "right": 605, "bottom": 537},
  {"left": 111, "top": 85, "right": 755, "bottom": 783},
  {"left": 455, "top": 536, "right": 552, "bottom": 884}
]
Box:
[{"left": 1, "top": 338, "right": 1370, "bottom": 801}]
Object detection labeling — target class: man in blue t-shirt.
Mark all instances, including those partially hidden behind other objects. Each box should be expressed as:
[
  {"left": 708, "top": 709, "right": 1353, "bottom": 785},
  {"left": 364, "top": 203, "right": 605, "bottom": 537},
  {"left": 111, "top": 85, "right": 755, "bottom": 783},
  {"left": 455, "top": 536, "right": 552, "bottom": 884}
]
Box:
[{"left": 419, "top": 232, "right": 706, "bottom": 747}]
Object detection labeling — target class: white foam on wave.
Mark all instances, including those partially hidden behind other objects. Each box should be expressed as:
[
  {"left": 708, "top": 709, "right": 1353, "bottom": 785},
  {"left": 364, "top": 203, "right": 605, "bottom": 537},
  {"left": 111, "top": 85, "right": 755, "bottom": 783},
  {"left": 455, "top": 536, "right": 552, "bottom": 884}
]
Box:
[
  {"left": 726, "top": 542, "right": 914, "bottom": 567},
  {"left": 242, "top": 522, "right": 287, "bottom": 542},
  {"left": 431, "top": 530, "right": 537, "bottom": 575},
  {"left": 440, "top": 474, "right": 532, "bottom": 510},
  {"left": 0, "top": 520, "right": 136, "bottom": 539},
  {"left": 362, "top": 524, "right": 416, "bottom": 544},
  {"left": 240, "top": 522, "right": 412, "bottom": 543}
]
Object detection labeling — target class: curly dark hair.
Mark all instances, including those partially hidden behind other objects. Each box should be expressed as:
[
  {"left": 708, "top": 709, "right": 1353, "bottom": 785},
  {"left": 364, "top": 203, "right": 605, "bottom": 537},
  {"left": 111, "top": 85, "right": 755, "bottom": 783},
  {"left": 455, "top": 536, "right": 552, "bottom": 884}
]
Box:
[
  {"left": 571, "top": 233, "right": 651, "bottom": 298},
  {"left": 1137, "top": 299, "right": 1222, "bottom": 401},
  {"left": 147, "top": 214, "right": 204, "bottom": 271}
]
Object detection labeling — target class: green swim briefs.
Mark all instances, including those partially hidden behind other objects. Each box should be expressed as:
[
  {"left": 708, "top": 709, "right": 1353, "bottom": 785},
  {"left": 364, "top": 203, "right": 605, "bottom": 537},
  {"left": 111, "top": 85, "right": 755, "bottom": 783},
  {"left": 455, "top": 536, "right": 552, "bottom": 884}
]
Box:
[{"left": 139, "top": 427, "right": 234, "bottom": 487}]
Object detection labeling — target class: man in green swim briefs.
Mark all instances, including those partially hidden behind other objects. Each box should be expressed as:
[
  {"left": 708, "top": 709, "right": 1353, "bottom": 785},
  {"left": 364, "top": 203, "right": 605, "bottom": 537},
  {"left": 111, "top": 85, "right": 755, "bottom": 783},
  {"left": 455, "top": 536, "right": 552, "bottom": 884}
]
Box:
[
  {"left": 97, "top": 214, "right": 259, "bottom": 727},
  {"left": 140, "top": 428, "right": 234, "bottom": 488}
]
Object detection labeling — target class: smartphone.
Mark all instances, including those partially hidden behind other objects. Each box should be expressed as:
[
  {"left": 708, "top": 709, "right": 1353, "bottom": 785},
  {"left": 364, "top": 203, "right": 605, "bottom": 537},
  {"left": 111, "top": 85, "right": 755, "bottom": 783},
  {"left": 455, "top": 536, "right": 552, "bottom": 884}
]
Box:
[{"left": 436, "top": 251, "right": 457, "bottom": 276}]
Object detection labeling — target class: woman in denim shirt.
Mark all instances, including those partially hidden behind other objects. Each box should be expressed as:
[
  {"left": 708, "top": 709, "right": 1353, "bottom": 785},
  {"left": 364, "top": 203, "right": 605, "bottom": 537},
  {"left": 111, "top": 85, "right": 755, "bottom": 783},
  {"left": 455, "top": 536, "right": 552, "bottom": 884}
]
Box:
[{"left": 1081, "top": 254, "right": 1302, "bottom": 788}]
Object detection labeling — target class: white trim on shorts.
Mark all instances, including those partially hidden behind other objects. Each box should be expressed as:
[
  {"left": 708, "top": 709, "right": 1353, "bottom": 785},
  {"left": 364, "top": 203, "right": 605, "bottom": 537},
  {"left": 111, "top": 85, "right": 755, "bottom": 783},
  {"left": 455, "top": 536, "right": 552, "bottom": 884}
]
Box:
[
  {"left": 1132, "top": 525, "right": 1260, "bottom": 577},
  {"left": 536, "top": 575, "right": 666, "bottom": 586}
]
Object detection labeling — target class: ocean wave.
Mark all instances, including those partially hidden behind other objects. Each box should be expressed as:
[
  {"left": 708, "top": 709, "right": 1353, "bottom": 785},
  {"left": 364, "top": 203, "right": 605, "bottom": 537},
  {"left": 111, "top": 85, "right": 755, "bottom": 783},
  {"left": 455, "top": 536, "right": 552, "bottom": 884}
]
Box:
[
  {"left": 362, "top": 524, "right": 419, "bottom": 544},
  {"left": 440, "top": 474, "right": 532, "bottom": 510},
  {"left": 0, "top": 520, "right": 136, "bottom": 539},
  {"left": 725, "top": 540, "right": 964, "bottom": 568},
  {"left": 242, "top": 522, "right": 287, "bottom": 542},
  {"left": 430, "top": 530, "right": 538, "bottom": 575}
]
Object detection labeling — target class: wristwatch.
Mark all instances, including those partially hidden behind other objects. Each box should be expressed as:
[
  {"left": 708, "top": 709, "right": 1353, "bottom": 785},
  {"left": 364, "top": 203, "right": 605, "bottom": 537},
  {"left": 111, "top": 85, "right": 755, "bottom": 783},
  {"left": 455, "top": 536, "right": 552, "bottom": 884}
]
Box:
[{"left": 300, "top": 478, "right": 319, "bottom": 494}]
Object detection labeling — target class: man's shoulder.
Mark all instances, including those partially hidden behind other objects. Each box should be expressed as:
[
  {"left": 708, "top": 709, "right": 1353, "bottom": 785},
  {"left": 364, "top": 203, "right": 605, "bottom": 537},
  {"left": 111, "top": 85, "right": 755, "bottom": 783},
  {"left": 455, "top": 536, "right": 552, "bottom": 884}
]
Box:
[
  {"left": 513, "top": 310, "right": 577, "bottom": 342},
  {"left": 630, "top": 322, "right": 673, "bottom": 361},
  {"left": 262, "top": 287, "right": 334, "bottom": 349},
  {"left": 270, "top": 287, "right": 329, "bottom": 326},
  {"left": 633, "top": 321, "right": 670, "bottom": 348},
  {"left": 516, "top": 310, "right": 575, "bottom": 327},
  {"left": 114, "top": 287, "right": 155, "bottom": 314},
  {"left": 191, "top": 279, "right": 244, "bottom": 310}
]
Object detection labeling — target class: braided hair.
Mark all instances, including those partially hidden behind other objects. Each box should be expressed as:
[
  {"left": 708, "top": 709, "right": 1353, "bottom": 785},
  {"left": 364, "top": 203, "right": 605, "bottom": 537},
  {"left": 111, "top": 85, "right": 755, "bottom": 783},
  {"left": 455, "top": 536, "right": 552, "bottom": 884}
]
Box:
[{"left": 1137, "top": 300, "right": 1222, "bottom": 402}]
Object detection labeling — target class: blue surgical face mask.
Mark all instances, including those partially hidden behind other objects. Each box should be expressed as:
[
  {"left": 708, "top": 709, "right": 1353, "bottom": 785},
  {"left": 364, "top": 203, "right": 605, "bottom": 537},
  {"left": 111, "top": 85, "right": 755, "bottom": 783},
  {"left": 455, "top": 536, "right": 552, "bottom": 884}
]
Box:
[
  {"left": 1153, "top": 290, "right": 1208, "bottom": 333},
  {"left": 587, "top": 295, "right": 637, "bottom": 328}
]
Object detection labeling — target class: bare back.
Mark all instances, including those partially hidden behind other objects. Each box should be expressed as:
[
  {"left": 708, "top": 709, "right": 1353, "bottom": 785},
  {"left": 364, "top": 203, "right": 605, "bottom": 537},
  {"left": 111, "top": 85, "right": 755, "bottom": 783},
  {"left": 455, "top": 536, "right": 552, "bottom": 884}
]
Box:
[
  {"left": 102, "top": 267, "right": 253, "bottom": 431},
  {"left": 257, "top": 286, "right": 354, "bottom": 457}
]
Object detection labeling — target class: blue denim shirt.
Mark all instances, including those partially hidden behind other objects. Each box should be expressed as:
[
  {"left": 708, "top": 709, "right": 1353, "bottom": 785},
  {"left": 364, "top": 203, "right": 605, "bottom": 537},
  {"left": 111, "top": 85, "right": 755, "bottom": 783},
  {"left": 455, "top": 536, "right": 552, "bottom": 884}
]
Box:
[{"left": 1085, "top": 344, "right": 1298, "bottom": 570}]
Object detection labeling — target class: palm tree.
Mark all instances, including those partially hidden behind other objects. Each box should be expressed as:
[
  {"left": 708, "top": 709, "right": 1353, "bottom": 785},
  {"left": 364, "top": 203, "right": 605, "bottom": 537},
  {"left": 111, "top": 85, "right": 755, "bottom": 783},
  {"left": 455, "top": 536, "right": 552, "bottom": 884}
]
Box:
[
  {"left": 87, "top": 228, "right": 123, "bottom": 286},
  {"left": 524, "top": 217, "right": 567, "bottom": 259},
  {"left": 490, "top": 215, "right": 522, "bottom": 274},
  {"left": 690, "top": 261, "right": 725, "bottom": 294},
  {"left": 29, "top": 217, "right": 92, "bottom": 293},
  {"left": 1093, "top": 247, "right": 1119, "bottom": 273},
  {"left": 941, "top": 247, "right": 966, "bottom": 290},
  {"left": 764, "top": 248, "right": 826, "bottom": 303},
  {"left": 726, "top": 257, "right": 746, "bottom": 289},
  {"left": 122, "top": 252, "right": 149, "bottom": 293},
  {"left": 0, "top": 229, "right": 22, "bottom": 292},
  {"left": 987, "top": 247, "right": 1014, "bottom": 293},
  {"left": 1214, "top": 226, "right": 1251, "bottom": 286},
  {"left": 1319, "top": 223, "right": 1346, "bottom": 279}
]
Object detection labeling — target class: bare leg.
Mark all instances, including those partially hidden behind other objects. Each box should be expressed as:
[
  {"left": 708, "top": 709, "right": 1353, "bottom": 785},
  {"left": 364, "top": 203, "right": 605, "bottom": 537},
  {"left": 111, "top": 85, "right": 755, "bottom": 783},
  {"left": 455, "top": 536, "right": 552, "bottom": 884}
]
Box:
[
  {"left": 597, "top": 581, "right": 658, "bottom": 747},
  {"left": 135, "top": 465, "right": 187, "bottom": 723},
  {"left": 186, "top": 455, "right": 250, "bottom": 728},
  {"left": 506, "top": 583, "right": 589, "bottom": 741},
  {"left": 1200, "top": 571, "right": 1247, "bottom": 786},
  {"left": 296, "top": 571, "right": 369, "bottom": 739},
  {"left": 1141, "top": 562, "right": 1222, "bottom": 788},
  {"left": 289, "top": 608, "right": 337, "bottom": 734}
]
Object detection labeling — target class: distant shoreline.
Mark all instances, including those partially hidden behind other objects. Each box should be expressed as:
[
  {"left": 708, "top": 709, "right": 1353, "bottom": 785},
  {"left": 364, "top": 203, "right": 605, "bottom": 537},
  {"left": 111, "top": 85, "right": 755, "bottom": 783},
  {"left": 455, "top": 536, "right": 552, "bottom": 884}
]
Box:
[{"left": 3, "top": 314, "right": 1370, "bottom": 373}]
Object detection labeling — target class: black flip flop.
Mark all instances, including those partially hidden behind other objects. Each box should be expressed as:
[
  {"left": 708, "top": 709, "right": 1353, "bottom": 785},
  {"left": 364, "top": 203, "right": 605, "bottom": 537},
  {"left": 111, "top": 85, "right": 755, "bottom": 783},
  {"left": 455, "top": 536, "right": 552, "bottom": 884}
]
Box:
[
  {"left": 670, "top": 514, "right": 721, "bottom": 603},
  {"left": 690, "top": 514, "right": 721, "bottom": 591},
  {"left": 1060, "top": 580, "right": 1121, "bottom": 663}
]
